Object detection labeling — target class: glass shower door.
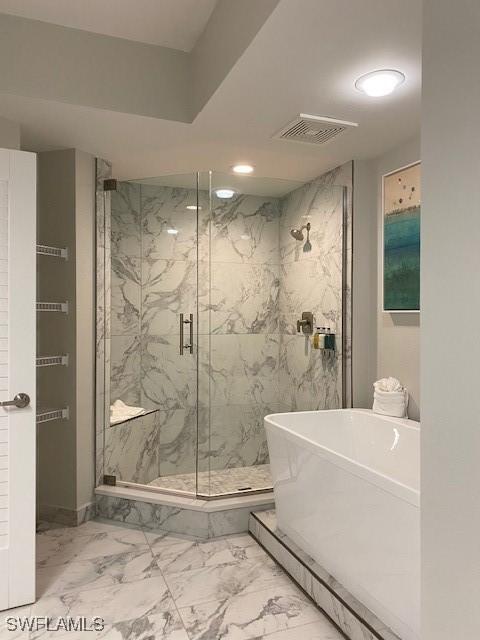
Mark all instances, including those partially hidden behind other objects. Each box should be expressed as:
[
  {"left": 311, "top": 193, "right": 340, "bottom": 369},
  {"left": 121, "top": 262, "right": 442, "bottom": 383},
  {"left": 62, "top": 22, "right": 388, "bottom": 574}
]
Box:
[{"left": 106, "top": 172, "right": 203, "bottom": 496}]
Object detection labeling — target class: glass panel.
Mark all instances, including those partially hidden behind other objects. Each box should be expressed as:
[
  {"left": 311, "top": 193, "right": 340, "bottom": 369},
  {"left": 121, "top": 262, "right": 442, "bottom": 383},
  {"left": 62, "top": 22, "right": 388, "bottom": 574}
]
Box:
[{"left": 105, "top": 172, "right": 200, "bottom": 495}]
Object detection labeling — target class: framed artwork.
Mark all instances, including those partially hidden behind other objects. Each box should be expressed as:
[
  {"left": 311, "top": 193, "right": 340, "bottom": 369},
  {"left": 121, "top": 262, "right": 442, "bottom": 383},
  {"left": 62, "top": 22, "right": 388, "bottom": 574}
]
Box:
[{"left": 382, "top": 161, "right": 421, "bottom": 312}]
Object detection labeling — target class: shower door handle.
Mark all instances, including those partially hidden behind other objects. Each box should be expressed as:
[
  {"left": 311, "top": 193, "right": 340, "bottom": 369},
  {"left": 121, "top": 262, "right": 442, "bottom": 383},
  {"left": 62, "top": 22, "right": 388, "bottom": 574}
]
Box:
[{"left": 179, "top": 313, "right": 193, "bottom": 354}]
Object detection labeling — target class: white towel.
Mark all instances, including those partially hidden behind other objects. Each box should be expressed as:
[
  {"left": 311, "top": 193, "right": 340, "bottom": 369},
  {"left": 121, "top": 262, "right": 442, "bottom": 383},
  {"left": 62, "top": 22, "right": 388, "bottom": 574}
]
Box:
[
  {"left": 374, "top": 377, "right": 403, "bottom": 393},
  {"left": 110, "top": 399, "right": 145, "bottom": 425},
  {"left": 372, "top": 378, "right": 408, "bottom": 418}
]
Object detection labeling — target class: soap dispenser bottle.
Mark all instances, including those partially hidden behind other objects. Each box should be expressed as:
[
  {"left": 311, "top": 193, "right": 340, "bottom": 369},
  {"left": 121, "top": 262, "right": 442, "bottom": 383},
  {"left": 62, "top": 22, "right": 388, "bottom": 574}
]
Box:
[{"left": 313, "top": 328, "right": 325, "bottom": 350}]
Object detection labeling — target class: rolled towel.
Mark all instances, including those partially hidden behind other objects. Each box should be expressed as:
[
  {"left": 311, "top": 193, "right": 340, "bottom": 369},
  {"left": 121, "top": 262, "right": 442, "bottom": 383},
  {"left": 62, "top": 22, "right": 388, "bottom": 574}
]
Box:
[
  {"left": 372, "top": 379, "right": 409, "bottom": 418},
  {"left": 374, "top": 377, "right": 403, "bottom": 393}
]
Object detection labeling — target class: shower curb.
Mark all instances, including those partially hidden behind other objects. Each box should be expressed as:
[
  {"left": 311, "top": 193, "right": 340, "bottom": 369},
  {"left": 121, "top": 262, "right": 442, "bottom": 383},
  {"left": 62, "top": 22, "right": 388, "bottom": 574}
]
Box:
[
  {"left": 249, "top": 510, "right": 402, "bottom": 640},
  {"left": 95, "top": 485, "right": 274, "bottom": 538}
]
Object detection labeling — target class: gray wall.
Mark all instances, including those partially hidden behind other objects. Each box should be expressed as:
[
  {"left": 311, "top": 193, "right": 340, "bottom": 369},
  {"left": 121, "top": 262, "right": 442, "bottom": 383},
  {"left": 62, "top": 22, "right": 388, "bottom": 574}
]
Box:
[
  {"left": 37, "top": 149, "right": 95, "bottom": 522},
  {"left": 352, "top": 136, "right": 420, "bottom": 419},
  {"left": 0, "top": 116, "right": 20, "bottom": 149},
  {"left": 422, "top": 1, "right": 480, "bottom": 637},
  {"left": 376, "top": 137, "right": 420, "bottom": 420}
]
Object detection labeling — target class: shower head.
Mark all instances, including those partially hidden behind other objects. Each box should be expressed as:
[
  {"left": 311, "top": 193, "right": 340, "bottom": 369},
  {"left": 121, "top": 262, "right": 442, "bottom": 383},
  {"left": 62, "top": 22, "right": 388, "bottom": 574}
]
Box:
[
  {"left": 290, "top": 228, "right": 304, "bottom": 241},
  {"left": 290, "top": 222, "right": 311, "bottom": 242}
]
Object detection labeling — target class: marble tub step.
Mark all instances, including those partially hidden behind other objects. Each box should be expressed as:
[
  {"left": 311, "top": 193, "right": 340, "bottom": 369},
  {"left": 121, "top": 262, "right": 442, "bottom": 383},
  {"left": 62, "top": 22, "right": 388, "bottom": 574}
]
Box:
[{"left": 249, "top": 509, "right": 401, "bottom": 640}]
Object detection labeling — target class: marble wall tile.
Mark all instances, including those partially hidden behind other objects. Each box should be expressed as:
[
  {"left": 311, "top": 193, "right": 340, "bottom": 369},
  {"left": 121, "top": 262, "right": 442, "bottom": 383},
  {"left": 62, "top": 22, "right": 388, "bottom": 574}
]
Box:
[
  {"left": 141, "top": 184, "right": 209, "bottom": 262},
  {"left": 210, "top": 193, "right": 281, "bottom": 264},
  {"left": 111, "top": 255, "right": 141, "bottom": 336},
  {"left": 278, "top": 334, "right": 342, "bottom": 412},
  {"left": 104, "top": 412, "right": 160, "bottom": 485},
  {"left": 197, "top": 403, "right": 278, "bottom": 473},
  {"left": 111, "top": 182, "right": 141, "bottom": 257},
  {"left": 110, "top": 335, "right": 141, "bottom": 406},
  {"left": 141, "top": 257, "right": 198, "bottom": 336},
  {"left": 157, "top": 408, "right": 197, "bottom": 477},
  {"left": 209, "top": 262, "right": 279, "bottom": 335},
  {"left": 140, "top": 335, "right": 196, "bottom": 410},
  {"left": 204, "top": 334, "right": 279, "bottom": 407}
]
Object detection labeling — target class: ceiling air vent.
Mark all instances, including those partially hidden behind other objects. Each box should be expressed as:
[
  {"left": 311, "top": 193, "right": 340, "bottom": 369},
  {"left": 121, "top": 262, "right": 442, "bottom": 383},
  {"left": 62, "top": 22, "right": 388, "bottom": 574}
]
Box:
[{"left": 273, "top": 114, "right": 358, "bottom": 145}]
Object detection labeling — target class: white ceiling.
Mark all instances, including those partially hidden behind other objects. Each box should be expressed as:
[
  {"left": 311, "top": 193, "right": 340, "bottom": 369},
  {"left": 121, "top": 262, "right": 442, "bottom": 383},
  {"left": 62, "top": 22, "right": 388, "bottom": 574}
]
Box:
[
  {"left": 0, "top": 0, "right": 421, "bottom": 183},
  {"left": 0, "top": 0, "right": 217, "bottom": 50}
]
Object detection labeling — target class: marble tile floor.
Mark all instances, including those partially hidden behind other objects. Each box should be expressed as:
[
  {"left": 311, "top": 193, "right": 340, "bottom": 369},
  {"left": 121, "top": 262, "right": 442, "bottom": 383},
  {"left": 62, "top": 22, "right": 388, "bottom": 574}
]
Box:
[
  {"left": 149, "top": 464, "right": 273, "bottom": 496},
  {"left": 1, "top": 518, "right": 346, "bottom": 639}
]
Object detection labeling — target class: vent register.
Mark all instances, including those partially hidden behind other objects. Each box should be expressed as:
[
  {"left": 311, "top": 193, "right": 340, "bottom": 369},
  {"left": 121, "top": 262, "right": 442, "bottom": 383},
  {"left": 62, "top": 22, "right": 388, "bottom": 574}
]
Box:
[{"left": 273, "top": 114, "right": 358, "bottom": 145}]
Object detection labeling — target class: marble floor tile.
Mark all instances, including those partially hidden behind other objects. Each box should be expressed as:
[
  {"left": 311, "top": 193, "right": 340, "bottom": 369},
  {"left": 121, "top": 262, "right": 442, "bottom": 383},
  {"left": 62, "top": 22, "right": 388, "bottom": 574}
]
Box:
[
  {"left": 36, "top": 521, "right": 148, "bottom": 567},
  {"left": 31, "top": 576, "right": 174, "bottom": 632},
  {"left": 164, "top": 555, "right": 290, "bottom": 608},
  {"left": 178, "top": 583, "right": 324, "bottom": 640},
  {"left": 27, "top": 517, "right": 345, "bottom": 640},
  {"left": 37, "top": 546, "right": 161, "bottom": 597}
]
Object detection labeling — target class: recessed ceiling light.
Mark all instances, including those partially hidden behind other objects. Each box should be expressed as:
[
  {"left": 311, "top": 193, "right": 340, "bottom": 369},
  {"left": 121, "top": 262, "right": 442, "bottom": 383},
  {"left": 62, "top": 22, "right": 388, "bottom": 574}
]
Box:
[
  {"left": 167, "top": 228, "right": 178, "bottom": 235},
  {"left": 186, "top": 205, "right": 202, "bottom": 210},
  {"left": 355, "top": 69, "right": 405, "bottom": 97},
  {"left": 232, "top": 164, "right": 254, "bottom": 174},
  {"left": 214, "top": 188, "right": 236, "bottom": 199}
]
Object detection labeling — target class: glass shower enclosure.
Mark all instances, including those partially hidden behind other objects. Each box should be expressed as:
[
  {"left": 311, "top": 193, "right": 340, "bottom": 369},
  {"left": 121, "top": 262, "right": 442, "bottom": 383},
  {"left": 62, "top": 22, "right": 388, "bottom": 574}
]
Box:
[{"left": 98, "top": 165, "right": 352, "bottom": 498}]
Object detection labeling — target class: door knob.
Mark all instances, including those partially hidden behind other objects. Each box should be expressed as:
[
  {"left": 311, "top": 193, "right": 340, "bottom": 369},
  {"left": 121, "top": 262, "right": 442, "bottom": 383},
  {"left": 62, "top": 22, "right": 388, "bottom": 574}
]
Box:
[{"left": 0, "top": 393, "right": 30, "bottom": 408}]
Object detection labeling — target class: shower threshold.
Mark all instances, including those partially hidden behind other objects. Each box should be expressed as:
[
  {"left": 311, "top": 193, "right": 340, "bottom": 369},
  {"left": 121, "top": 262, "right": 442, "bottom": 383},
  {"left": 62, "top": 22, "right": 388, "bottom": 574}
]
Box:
[{"left": 149, "top": 463, "right": 272, "bottom": 498}]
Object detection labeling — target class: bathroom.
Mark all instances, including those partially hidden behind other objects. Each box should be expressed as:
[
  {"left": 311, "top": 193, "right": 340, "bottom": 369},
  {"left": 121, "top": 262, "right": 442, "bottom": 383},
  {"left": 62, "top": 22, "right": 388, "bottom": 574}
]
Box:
[{"left": 0, "top": 1, "right": 477, "bottom": 639}]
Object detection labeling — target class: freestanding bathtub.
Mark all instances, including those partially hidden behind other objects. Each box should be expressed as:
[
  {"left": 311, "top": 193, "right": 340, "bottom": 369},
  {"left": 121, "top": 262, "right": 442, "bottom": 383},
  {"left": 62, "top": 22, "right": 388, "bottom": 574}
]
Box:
[{"left": 265, "top": 409, "right": 419, "bottom": 640}]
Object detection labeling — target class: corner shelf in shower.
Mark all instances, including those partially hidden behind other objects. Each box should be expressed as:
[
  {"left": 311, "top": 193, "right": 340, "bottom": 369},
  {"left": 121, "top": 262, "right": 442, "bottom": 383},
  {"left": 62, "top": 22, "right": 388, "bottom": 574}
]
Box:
[
  {"left": 36, "top": 301, "right": 69, "bottom": 313},
  {"left": 36, "top": 244, "right": 68, "bottom": 259},
  {"left": 36, "top": 355, "right": 69, "bottom": 368},
  {"left": 36, "top": 407, "right": 69, "bottom": 424}
]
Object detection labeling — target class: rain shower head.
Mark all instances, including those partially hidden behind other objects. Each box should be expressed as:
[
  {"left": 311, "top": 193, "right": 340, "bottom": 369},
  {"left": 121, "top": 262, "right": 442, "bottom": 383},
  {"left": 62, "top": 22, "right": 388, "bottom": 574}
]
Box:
[
  {"left": 290, "top": 222, "right": 311, "bottom": 241},
  {"left": 290, "top": 227, "right": 305, "bottom": 241}
]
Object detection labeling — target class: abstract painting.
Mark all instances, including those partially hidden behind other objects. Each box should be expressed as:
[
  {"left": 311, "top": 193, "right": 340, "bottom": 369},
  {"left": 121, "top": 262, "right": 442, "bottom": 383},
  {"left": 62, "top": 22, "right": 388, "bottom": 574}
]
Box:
[{"left": 383, "top": 162, "right": 420, "bottom": 312}]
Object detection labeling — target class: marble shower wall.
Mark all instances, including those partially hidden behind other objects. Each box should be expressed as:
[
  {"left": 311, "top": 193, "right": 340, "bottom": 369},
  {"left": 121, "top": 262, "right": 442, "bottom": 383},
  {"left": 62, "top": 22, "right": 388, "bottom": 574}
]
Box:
[{"left": 278, "top": 163, "right": 353, "bottom": 412}]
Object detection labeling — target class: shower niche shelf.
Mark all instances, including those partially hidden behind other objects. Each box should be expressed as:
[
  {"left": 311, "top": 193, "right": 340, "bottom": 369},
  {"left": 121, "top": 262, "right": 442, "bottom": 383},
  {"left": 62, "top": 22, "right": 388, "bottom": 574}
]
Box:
[
  {"left": 36, "top": 407, "right": 69, "bottom": 424},
  {"left": 36, "top": 355, "right": 69, "bottom": 368},
  {"left": 37, "top": 301, "right": 69, "bottom": 313},
  {"left": 36, "top": 244, "right": 68, "bottom": 259}
]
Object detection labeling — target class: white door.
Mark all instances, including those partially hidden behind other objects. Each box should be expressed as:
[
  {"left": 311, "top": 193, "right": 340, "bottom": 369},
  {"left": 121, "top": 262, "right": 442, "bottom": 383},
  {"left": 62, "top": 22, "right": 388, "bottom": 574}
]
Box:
[{"left": 0, "top": 149, "right": 36, "bottom": 611}]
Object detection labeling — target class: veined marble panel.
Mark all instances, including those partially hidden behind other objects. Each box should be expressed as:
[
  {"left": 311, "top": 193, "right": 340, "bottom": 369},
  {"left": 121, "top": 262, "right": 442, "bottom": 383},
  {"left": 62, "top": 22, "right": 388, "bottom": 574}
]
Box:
[
  {"left": 111, "top": 182, "right": 141, "bottom": 257},
  {"left": 279, "top": 334, "right": 341, "bottom": 412},
  {"left": 210, "top": 193, "right": 281, "bottom": 264},
  {"left": 209, "top": 261, "right": 279, "bottom": 334},
  {"left": 140, "top": 335, "right": 196, "bottom": 410},
  {"left": 110, "top": 335, "right": 141, "bottom": 406},
  {"left": 111, "top": 255, "right": 141, "bottom": 336},
  {"left": 157, "top": 408, "right": 197, "bottom": 477},
  {"left": 197, "top": 403, "right": 275, "bottom": 473},
  {"left": 141, "top": 257, "right": 199, "bottom": 336},
  {"left": 202, "top": 334, "right": 280, "bottom": 407},
  {"left": 279, "top": 258, "right": 342, "bottom": 338},
  {"left": 104, "top": 411, "right": 160, "bottom": 485},
  {"left": 141, "top": 184, "right": 209, "bottom": 262}
]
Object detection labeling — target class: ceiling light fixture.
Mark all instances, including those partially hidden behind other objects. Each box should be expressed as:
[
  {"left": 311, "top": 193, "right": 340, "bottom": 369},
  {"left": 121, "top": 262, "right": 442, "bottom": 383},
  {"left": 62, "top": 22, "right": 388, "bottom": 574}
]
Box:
[
  {"left": 355, "top": 69, "right": 405, "bottom": 97},
  {"left": 214, "top": 188, "right": 236, "bottom": 199},
  {"left": 167, "top": 228, "right": 178, "bottom": 235},
  {"left": 232, "top": 164, "right": 254, "bottom": 174},
  {"left": 186, "top": 205, "right": 202, "bottom": 211}
]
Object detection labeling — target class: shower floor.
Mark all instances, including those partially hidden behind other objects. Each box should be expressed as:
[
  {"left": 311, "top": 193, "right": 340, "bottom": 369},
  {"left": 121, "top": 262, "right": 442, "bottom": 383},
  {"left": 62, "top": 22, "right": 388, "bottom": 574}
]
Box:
[{"left": 148, "top": 463, "right": 272, "bottom": 496}]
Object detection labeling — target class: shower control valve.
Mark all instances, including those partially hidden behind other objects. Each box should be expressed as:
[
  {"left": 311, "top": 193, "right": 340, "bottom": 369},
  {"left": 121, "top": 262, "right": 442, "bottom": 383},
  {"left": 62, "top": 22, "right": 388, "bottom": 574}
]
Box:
[{"left": 297, "top": 311, "right": 313, "bottom": 335}]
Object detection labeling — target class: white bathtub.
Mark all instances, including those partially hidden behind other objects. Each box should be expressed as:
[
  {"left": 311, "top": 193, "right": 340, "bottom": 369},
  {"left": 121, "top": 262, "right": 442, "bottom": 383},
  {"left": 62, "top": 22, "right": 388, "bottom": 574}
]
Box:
[{"left": 265, "top": 409, "right": 419, "bottom": 640}]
